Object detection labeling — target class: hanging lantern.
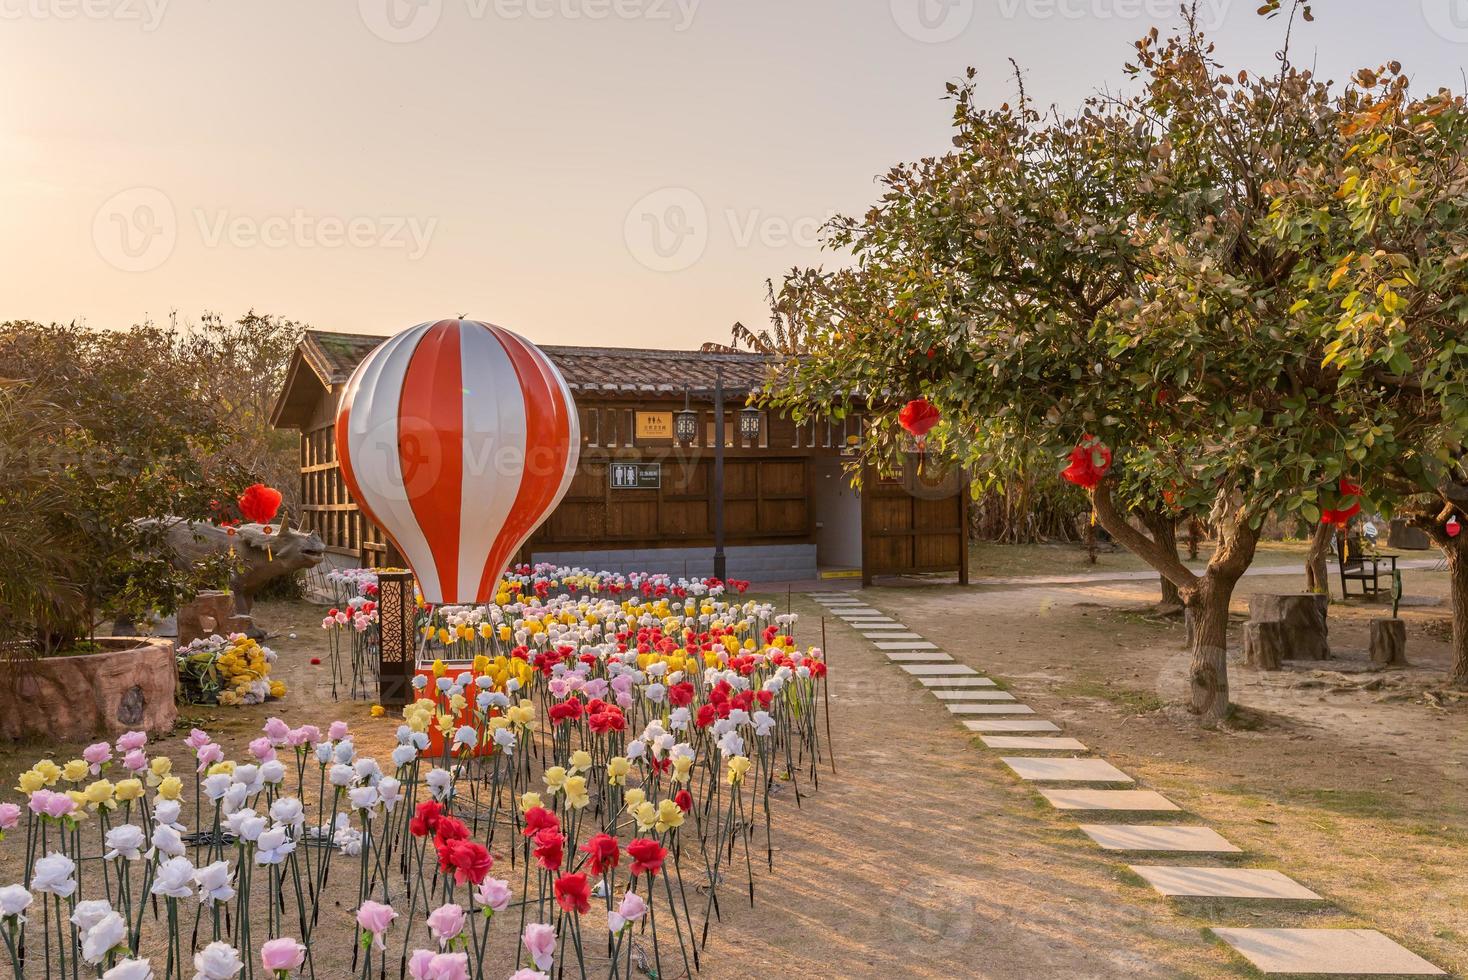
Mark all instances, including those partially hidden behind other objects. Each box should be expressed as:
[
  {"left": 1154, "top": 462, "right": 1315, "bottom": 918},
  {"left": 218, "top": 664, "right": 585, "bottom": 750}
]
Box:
[
  {"left": 1060, "top": 435, "right": 1112, "bottom": 490},
  {"left": 898, "top": 398, "right": 940, "bottom": 445},
  {"left": 739, "top": 405, "right": 763, "bottom": 443},
  {"left": 237, "top": 483, "right": 283, "bottom": 525},
  {"left": 1448, "top": 515, "right": 1462, "bottom": 539},
  {"left": 674, "top": 388, "right": 698, "bottom": 447},
  {"left": 1320, "top": 479, "right": 1363, "bottom": 527},
  {"left": 335, "top": 319, "right": 580, "bottom": 605}
]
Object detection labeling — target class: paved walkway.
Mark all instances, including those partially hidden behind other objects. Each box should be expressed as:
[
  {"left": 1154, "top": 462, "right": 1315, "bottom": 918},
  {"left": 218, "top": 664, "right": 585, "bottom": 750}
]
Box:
[{"left": 806, "top": 591, "right": 1448, "bottom": 977}]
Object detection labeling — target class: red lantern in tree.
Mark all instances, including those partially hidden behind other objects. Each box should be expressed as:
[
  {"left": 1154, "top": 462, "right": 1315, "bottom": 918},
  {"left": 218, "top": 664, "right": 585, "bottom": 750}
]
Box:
[
  {"left": 898, "top": 398, "right": 941, "bottom": 444},
  {"left": 238, "top": 483, "right": 283, "bottom": 526},
  {"left": 1448, "top": 515, "right": 1462, "bottom": 539},
  {"left": 1060, "top": 435, "right": 1112, "bottom": 490},
  {"left": 1319, "top": 479, "right": 1362, "bottom": 527}
]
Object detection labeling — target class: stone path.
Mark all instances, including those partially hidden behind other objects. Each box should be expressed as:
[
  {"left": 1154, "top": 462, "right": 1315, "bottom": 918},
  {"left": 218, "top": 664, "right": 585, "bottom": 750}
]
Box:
[{"left": 807, "top": 591, "right": 1446, "bottom": 977}]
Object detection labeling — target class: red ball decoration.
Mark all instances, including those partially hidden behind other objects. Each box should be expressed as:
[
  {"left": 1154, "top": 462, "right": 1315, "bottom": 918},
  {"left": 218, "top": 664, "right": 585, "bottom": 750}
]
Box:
[
  {"left": 238, "top": 483, "right": 283, "bottom": 525},
  {"left": 898, "top": 398, "right": 941, "bottom": 441},
  {"left": 1060, "top": 435, "right": 1112, "bottom": 490},
  {"left": 1448, "top": 516, "right": 1462, "bottom": 539}
]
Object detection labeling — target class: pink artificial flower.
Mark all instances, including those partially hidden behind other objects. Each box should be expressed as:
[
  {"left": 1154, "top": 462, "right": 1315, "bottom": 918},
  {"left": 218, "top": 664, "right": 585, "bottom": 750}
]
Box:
[
  {"left": 474, "top": 877, "right": 511, "bottom": 913},
  {"left": 248, "top": 737, "right": 277, "bottom": 763},
  {"left": 27, "top": 790, "right": 54, "bottom": 816},
  {"left": 82, "top": 742, "right": 111, "bottom": 774},
  {"left": 426, "top": 904, "right": 465, "bottom": 947},
  {"left": 328, "top": 721, "right": 350, "bottom": 741},
  {"left": 334, "top": 611, "right": 349, "bottom": 626},
  {"left": 185, "top": 729, "right": 212, "bottom": 750},
  {"left": 507, "top": 971, "right": 550, "bottom": 980},
  {"left": 0, "top": 802, "right": 21, "bottom": 830},
  {"left": 262, "top": 717, "right": 291, "bottom": 746},
  {"left": 407, "top": 950, "right": 469, "bottom": 980},
  {"left": 259, "top": 936, "right": 306, "bottom": 973},
  {"left": 116, "top": 731, "right": 148, "bottom": 753},
  {"left": 42, "top": 793, "right": 75, "bottom": 819},
  {"left": 122, "top": 749, "right": 148, "bottom": 773},
  {"left": 608, "top": 891, "right": 646, "bottom": 933},
  {"left": 356, "top": 900, "right": 398, "bottom": 950},
  {"left": 522, "top": 923, "right": 555, "bottom": 972},
  {"left": 195, "top": 743, "right": 225, "bottom": 772}
]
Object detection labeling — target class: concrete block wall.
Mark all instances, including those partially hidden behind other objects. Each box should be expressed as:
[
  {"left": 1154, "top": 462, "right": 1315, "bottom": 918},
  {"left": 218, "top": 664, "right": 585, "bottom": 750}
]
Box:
[{"left": 530, "top": 543, "right": 817, "bottom": 583}]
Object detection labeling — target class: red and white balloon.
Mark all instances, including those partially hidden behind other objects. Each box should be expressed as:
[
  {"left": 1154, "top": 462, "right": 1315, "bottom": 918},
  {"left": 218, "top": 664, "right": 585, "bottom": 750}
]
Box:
[{"left": 335, "top": 319, "right": 580, "bottom": 605}]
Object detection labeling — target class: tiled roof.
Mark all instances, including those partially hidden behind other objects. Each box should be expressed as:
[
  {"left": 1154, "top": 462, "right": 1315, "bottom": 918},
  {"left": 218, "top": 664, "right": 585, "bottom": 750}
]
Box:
[{"left": 301, "top": 330, "right": 774, "bottom": 394}]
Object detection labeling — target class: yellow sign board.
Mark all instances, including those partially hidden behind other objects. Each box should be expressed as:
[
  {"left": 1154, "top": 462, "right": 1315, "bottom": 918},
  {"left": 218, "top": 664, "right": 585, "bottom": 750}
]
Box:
[{"left": 635, "top": 411, "right": 674, "bottom": 441}]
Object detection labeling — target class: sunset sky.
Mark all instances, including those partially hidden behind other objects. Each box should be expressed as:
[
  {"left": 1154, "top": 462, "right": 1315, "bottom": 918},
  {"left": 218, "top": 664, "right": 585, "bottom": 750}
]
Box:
[{"left": 3, "top": 0, "right": 1464, "bottom": 349}]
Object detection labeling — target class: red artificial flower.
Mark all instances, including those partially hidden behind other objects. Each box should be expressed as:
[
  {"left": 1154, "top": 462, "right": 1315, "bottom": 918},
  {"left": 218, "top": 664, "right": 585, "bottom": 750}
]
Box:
[
  {"left": 445, "top": 839, "right": 493, "bottom": 885},
  {"left": 433, "top": 816, "right": 470, "bottom": 868},
  {"left": 581, "top": 833, "right": 621, "bottom": 876},
  {"left": 667, "top": 682, "right": 695, "bottom": 707},
  {"left": 309, "top": 657, "right": 321, "bottom": 666},
  {"left": 626, "top": 838, "right": 667, "bottom": 877},
  {"left": 674, "top": 790, "right": 693, "bottom": 813},
  {"left": 533, "top": 828, "right": 565, "bottom": 871},
  {"left": 409, "top": 800, "right": 444, "bottom": 838},
  {"left": 898, "top": 398, "right": 941, "bottom": 440},
  {"left": 522, "top": 806, "right": 559, "bottom": 838},
  {"left": 554, "top": 872, "right": 592, "bottom": 915},
  {"left": 1060, "top": 435, "right": 1113, "bottom": 490},
  {"left": 237, "top": 483, "right": 283, "bottom": 525},
  {"left": 694, "top": 704, "right": 717, "bottom": 729}
]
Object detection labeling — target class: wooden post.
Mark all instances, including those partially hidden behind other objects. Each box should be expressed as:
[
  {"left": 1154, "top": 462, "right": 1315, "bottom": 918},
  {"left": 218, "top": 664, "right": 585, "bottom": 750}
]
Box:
[
  {"left": 376, "top": 570, "right": 417, "bottom": 706},
  {"left": 1369, "top": 619, "right": 1408, "bottom": 667}
]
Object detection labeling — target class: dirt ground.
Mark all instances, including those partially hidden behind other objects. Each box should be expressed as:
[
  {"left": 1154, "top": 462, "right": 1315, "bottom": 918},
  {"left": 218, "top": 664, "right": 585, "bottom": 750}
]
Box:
[{"left": 1, "top": 565, "right": 1464, "bottom": 978}]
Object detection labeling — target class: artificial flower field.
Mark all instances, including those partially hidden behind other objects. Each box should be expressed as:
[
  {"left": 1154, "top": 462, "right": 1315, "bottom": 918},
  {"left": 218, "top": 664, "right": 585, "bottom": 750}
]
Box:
[{"left": 0, "top": 567, "right": 830, "bottom": 980}]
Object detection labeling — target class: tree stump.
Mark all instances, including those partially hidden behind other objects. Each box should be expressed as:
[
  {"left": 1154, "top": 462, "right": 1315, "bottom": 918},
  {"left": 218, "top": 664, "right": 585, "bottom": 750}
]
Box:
[
  {"left": 1243, "top": 592, "right": 1330, "bottom": 666},
  {"left": 1369, "top": 618, "right": 1408, "bottom": 667},
  {"left": 1243, "top": 621, "right": 1291, "bottom": 669}
]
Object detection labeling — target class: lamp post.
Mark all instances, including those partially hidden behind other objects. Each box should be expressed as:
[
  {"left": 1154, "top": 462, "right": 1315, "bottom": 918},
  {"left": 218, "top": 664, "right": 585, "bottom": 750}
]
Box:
[{"left": 674, "top": 365, "right": 763, "bottom": 583}]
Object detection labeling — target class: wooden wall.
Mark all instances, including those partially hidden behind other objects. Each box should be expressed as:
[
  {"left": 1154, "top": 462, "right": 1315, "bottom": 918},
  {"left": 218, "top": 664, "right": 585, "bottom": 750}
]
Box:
[{"left": 861, "top": 456, "right": 970, "bottom": 585}]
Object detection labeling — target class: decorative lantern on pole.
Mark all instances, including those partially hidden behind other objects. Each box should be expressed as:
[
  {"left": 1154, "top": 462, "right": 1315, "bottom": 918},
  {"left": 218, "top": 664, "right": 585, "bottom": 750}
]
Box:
[
  {"left": 739, "top": 405, "right": 763, "bottom": 443},
  {"left": 375, "top": 569, "right": 417, "bottom": 706},
  {"left": 674, "top": 388, "right": 699, "bottom": 447}
]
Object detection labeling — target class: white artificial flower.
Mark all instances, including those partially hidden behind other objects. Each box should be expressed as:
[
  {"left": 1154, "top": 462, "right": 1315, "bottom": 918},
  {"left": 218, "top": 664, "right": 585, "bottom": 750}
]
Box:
[
  {"left": 269, "top": 797, "right": 304, "bottom": 830},
  {"left": 717, "top": 730, "right": 745, "bottom": 758},
  {"left": 81, "top": 911, "right": 127, "bottom": 964},
  {"left": 254, "top": 825, "right": 294, "bottom": 866},
  {"left": 353, "top": 757, "right": 382, "bottom": 784},
  {"left": 71, "top": 898, "right": 115, "bottom": 931},
  {"left": 752, "top": 710, "right": 775, "bottom": 737},
  {"left": 149, "top": 824, "right": 185, "bottom": 859},
  {"left": 201, "top": 773, "right": 232, "bottom": 801},
  {"left": 150, "top": 856, "right": 195, "bottom": 899},
  {"left": 377, "top": 777, "right": 402, "bottom": 813},
  {"left": 258, "top": 760, "right": 286, "bottom": 786},
  {"left": 335, "top": 826, "right": 363, "bottom": 857},
  {"left": 328, "top": 764, "right": 355, "bottom": 788},
  {"left": 193, "top": 861, "right": 235, "bottom": 904},
  {"left": 103, "top": 957, "right": 155, "bottom": 979},
  {"left": 492, "top": 727, "right": 516, "bottom": 754},
  {"left": 231, "top": 765, "right": 261, "bottom": 796},
  {"left": 0, "top": 884, "right": 32, "bottom": 921},
  {"left": 453, "top": 725, "right": 478, "bottom": 749},
  {"left": 104, "top": 824, "right": 146, "bottom": 861},
  {"left": 192, "top": 941, "right": 244, "bottom": 980},
  {"left": 425, "top": 768, "right": 454, "bottom": 801},
  {"left": 333, "top": 740, "right": 355, "bottom": 764},
  {"left": 220, "top": 784, "right": 249, "bottom": 815},
  {"left": 313, "top": 742, "right": 333, "bottom": 765},
  {"left": 31, "top": 852, "right": 77, "bottom": 897},
  {"left": 391, "top": 744, "right": 417, "bottom": 769},
  {"left": 153, "top": 800, "right": 183, "bottom": 830},
  {"left": 348, "top": 785, "right": 379, "bottom": 812}
]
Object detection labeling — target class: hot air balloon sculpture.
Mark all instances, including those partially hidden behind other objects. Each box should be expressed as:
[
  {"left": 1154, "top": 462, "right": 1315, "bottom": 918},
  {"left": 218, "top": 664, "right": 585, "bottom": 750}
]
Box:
[{"left": 335, "top": 319, "right": 580, "bottom": 606}]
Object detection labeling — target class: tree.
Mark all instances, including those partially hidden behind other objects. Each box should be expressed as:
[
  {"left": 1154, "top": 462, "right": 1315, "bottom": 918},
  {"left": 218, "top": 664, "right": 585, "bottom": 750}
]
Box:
[{"left": 762, "top": 12, "right": 1450, "bottom": 723}]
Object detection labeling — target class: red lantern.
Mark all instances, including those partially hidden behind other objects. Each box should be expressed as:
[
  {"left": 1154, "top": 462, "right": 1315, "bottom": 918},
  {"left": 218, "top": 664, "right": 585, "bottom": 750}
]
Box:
[
  {"left": 238, "top": 483, "right": 283, "bottom": 526},
  {"left": 899, "top": 398, "right": 940, "bottom": 443},
  {"left": 1060, "top": 435, "right": 1112, "bottom": 490},
  {"left": 1319, "top": 479, "right": 1362, "bottom": 527},
  {"left": 1448, "top": 516, "right": 1462, "bottom": 539}
]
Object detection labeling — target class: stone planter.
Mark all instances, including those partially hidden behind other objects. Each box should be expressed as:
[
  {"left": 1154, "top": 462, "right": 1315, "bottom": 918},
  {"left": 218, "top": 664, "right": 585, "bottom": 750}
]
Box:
[{"left": 0, "top": 638, "right": 177, "bottom": 741}]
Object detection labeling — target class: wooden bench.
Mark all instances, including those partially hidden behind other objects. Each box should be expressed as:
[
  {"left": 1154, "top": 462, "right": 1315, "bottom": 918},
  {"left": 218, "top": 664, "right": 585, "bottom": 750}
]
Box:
[{"left": 1336, "top": 534, "right": 1398, "bottom": 599}]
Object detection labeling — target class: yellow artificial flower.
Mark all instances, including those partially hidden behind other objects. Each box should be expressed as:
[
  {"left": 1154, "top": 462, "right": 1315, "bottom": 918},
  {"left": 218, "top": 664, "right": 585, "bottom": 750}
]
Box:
[
  {"left": 432, "top": 658, "right": 448, "bottom": 678},
  {"left": 498, "top": 624, "right": 512, "bottom": 642},
  {"left": 655, "top": 798, "right": 684, "bottom": 833},
  {"left": 370, "top": 704, "right": 386, "bottom": 718},
  {"left": 83, "top": 780, "right": 116, "bottom": 808},
  {"left": 448, "top": 693, "right": 467, "bottom": 714},
  {"left": 147, "top": 756, "right": 173, "bottom": 784},
  {"left": 623, "top": 788, "right": 646, "bottom": 811},
  {"left": 207, "top": 761, "right": 235, "bottom": 776},
  {"left": 62, "top": 760, "right": 89, "bottom": 783},
  {"left": 269, "top": 680, "right": 286, "bottom": 699},
  {"left": 672, "top": 756, "right": 693, "bottom": 784},
  {"left": 156, "top": 776, "right": 183, "bottom": 801},
  {"left": 726, "top": 755, "right": 752, "bottom": 786},
  {"left": 542, "top": 766, "right": 567, "bottom": 794},
  {"left": 606, "top": 756, "right": 630, "bottom": 787},
  {"left": 15, "top": 770, "right": 44, "bottom": 795},
  {"left": 632, "top": 801, "right": 657, "bottom": 833},
  {"left": 66, "top": 791, "right": 91, "bottom": 820},
  {"left": 519, "top": 791, "right": 542, "bottom": 812},
  {"left": 33, "top": 759, "right": 61, "bottom": 785},
  {"left": 114, "top": 778, "right": 145, "bottom": 802},
  {"left": 567, "top": 750, "right": 592, "bottom": 776},
  {"left": 563, "top": 775, "right": 590, "bottom": 810}
]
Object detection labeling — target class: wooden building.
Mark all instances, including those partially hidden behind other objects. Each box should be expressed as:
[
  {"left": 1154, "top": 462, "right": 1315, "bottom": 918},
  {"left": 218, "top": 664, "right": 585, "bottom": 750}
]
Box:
[{"left": 271, "top": 330, "right": 969, "bottom": 585}]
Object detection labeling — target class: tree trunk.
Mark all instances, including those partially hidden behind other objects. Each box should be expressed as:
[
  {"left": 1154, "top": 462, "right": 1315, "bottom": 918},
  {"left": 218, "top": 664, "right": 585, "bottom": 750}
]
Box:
[
  {"left": 1185, "top": 576, "right": 1233, "bottom": 726},
  {"left": 1305, "top": 521, "right": 1335, "bottom": 595},
  {"left": 1137, "top": 508, "right": 1182, "bottom": 607},
  {"left": 1449, "top": 540, "right": 1468, "bottom": 686}
]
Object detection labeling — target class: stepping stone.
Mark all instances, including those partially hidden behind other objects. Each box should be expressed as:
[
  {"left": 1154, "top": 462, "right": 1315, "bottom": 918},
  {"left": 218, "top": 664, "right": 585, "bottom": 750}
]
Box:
[
  {"left": 1078, "top": 824, "right": 1239, "bottom": 853},
  {"left": 854, "top": 622, "right": 909, "bottom": 629},
  {"left": 861, "top": 631, "right": 924, "bottom": 640},
  {"left": 1210, "top": 928, "right": 1445, "bottom": 976},
  {"left": 917, "top": 676, "right": 995, "bottom": 688},
  {"left": 965, "top": 719, "right": 1061, "bottom": 733},
  {"left": 1039, "top": 789, "right": 1180, "bottom": 812},
  {"left": 886, "top": 651, "right": 954, "bottom": 663},
  {"left": 931, "top": 689, "right": 1013, "bottom": 700},
  {"left": 980, "top": 736, "right": 1087, "bottom": 751},
  {"left": 1131, "top": 866, "right": 1320, "bottom": 900},
  {"left": 900, "top": 664, "right": 978, "bottom": 676},
  {"left": 875, "top": 641, "right": 939, "bottom": 651},
  {"left": 1002, "top": 757, "right": 1132, "bottom": 783},
  {"left": 945, "top": 703, "right": 1035, "bottom": 715}
]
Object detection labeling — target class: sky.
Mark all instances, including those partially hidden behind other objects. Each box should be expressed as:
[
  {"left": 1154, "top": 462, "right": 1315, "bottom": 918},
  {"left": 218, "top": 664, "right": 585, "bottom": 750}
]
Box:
[{"left": 2, "top": 0, "right": 1465, "bottom": 350}]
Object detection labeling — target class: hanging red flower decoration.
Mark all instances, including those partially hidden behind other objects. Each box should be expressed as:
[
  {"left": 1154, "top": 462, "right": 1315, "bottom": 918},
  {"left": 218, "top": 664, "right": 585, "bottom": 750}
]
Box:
[
  {"left": 1447, "top": 516, "right": 1462, "bottom": 539},
  {"left": 237, "top": 483, "right": 283, "bottom": 525},
  {"left": 1060, "top": 435, "right": 1112, "bottom": 490},
  {"left": 1320, "top": 479, "right": 1363, "bottom": 527},
  {"left": 898, "top": 398, "right": 941, "bottom": 441}
]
